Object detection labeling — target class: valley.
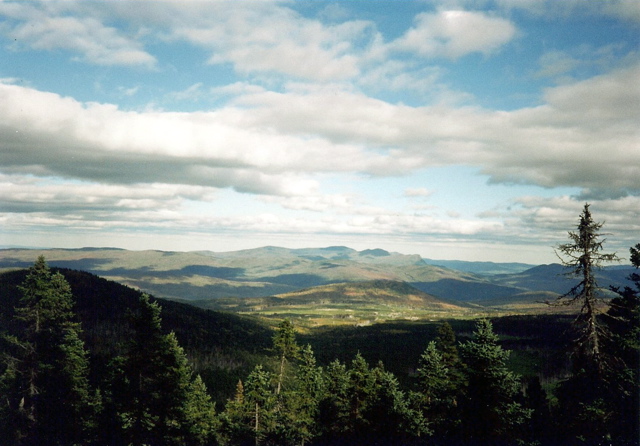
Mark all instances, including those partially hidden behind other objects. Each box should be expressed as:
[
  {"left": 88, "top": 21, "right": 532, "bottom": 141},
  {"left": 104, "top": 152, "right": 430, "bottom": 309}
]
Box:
[
  {"left": 0, "top": 263, "right": 575, "bottom": 403},
  {"left": 1, "top": 247, "right": 637, "bottom": 445},
  {"left": 0, "top": 246, "right": 633, "bottom": 327}
]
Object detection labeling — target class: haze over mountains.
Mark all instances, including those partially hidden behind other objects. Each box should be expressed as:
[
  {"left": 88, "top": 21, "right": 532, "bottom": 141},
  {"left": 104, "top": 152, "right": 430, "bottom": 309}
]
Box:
[{"left": 0, "top": 247, "right": 633, "bottom": 315}]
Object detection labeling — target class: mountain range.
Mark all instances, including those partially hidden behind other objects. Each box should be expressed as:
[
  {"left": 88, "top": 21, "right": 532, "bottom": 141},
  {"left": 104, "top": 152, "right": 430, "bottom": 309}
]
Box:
[{"left": 0, "top": 246, "right": 634, "bottom": 316}]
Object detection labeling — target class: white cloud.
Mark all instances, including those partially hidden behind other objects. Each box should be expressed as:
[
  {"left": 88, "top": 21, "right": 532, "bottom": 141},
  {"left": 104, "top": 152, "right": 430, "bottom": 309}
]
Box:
[
  {"left": 153, "top": 2, "right": 371, "bottom": 81},
  {"left": 3, "top": 57, "right": 637, "bottom": 199},
  {"left": 165, "top": 82, "right": 204, "bottom": 102},
  {"left": 604, "top": 0, "right": 640, "bottom": 22},
  {"left": 0, "top": 174, "right": 219, "bottom": 230},
  {"left": 118, "top": 86, "right": 140, "bottom": 97},
  {"left": 496, "top": 194, "right": 640, "bottom": 257},
  {"left": 0, "top": 82, "right": 368, "bottom": 186},
  {"left": 536, "top": 50, "right": 581, "bottom": 78},
  {"left": 262, "top": 193, "right": 355, "bottom": 212},
  {"left": 404, "top": 188, "right": 433, "bottom": 197},
  {"left": 391, "top": 10, "right": 516, "bottom": 59},
  {"left": 0, "top": 2, "right": 156, "bottom": 67}
]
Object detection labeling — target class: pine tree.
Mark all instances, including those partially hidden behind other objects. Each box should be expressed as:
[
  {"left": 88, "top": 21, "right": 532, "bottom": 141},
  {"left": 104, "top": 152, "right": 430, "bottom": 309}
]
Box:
[
  {"left": 184, "top": 371, "right": 218, "bottom": 445},
  {"left": 275, "top": 344, "right": 324, "bottom": 446},
  {"left": 272, "top": 319, "right": 300, "bottom": 396},
  {"left": 365, "top": 362, "right": 427, "bottom": 444},
  {"left": 0, "top": 256, "right": 99, "bottom": 445},
  {"left": 415, "top": 341, "right": 454, "bottom": 437},
  {"left": 553, "top": 205, "right": 622, "bottom": 444},
  {"left": 603, "top": 244, "right": 640, "bottom": 443},
  {"left": 244, "top": 365, "right": 277, "bottom": 446},
  {"left": 554, "top": 203, "right": 619, "bottom": 374},
  {"left": 318, "top": 359, "right": 350, "bottom": 441},
  {"left": 107, "top": 294, "right": 216, "bottom": 446},
  {"left": 459, "top": 319, "right": 531, "bottom": 444},
  {"left": 346, "top": 352, "right": 376, "bottom": 433}
]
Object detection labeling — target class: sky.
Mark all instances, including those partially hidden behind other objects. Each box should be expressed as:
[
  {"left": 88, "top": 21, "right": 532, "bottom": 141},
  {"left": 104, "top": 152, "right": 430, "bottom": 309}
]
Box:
[{"left": 0, "top": 0, "right": 638, "bottom": 264}]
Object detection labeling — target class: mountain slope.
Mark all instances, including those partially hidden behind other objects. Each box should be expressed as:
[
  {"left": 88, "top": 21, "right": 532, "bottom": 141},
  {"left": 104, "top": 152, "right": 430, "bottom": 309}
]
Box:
[
  {"left": 0, "top": 247, "right": 480, "bottom": 301},
  {"left": 489, "top": 263, "right": 635, "bottom": 295},
  {"left": 2, "top": 247, "right": 633, "bottom": 309},
  {"left": 423, "top": 258, "right": 535, "bottom": 275},
  {"left": 0, "top": 267, "right": 273, "bottom": 403},
  {"left": 275, "top": 280, "right": 465, "bottom": 309},
  {"left": 191, "top": 280, "right": 473, "bottom": 326}
]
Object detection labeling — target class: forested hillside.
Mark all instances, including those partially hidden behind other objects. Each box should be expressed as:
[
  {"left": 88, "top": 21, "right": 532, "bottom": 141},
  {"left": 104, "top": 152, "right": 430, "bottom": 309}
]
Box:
[
  {"left": 0, "top": 264, "right": 273, "bottom": 406},
  {"left": 1, "top": 247, "right": 638, "bottom": 445},
  {"left": 1, "top": 247, "right": 634, "bottom": 312}
]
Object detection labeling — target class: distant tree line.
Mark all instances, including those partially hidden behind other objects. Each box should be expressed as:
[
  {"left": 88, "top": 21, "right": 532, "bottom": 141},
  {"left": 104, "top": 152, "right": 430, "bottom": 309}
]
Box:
[{"left": 0, "top": 204, "right": 638, "bottom": 445}]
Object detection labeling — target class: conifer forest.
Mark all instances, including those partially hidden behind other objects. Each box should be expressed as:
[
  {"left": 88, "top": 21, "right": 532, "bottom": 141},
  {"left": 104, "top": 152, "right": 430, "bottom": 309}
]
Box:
[{"left": 1, "top": 205, "right": 638, "bottom": 445}]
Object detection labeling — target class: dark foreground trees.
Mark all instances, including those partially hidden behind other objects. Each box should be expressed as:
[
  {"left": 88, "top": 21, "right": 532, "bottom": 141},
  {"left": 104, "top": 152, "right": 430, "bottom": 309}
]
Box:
[
  {"left": 554, "top": 204, "right": 638, "bottom": 445},
  {"left": 1, "top": 247, "right": 638, "bottom": 445},
  {"left": 103, "top": 293, "right": 216, "bottom": 446},
  {"left": 604, "top": 243, "right": 640, "bottom": 443},
  {"left": 458, "top": 319, "right": 531, "bottom": 444},
  {"left": 0, "top": 256, "right": 99, "bottom": 445},
  {"left": 0, "top": 258, "right": 216, "bottom": 446}
]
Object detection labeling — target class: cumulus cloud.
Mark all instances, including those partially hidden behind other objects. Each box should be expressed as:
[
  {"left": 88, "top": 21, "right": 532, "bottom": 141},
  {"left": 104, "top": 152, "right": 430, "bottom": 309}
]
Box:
[
  {"left": 603, "top": 0, "right": 640, "bottom": 22},
  {"left": 122, "top": 1, "right": 372, "bottom": 81},
  {"left": 0, "top": 2, "right": 156, "bottom": 67},
  {"left": 497, "top": 194, "right": 640, "bottom": 254},
  {"left": 0, "top": 2, "right": 637, "bottom": 260},
  {"left": 404, "top": 188, "right": 433, "bottom": 197},
  {"left": 1, "top": 60, "right": 638, "bottom": 198},
  {"left": 0, "top": 174, "right": 214, "bottom": 215},
  {"left": 0, "top": 81, "right": 347, "bottom": 195},
  {"left": 221, "top": 64, "right": 639, "bottom": 192},
  {"left": 391, "top": 10, "right": 516, "bottom": 59}
]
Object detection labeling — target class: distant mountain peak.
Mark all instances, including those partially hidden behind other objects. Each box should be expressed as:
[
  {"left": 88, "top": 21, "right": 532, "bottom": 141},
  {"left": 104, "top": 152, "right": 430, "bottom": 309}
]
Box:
[
  {"left": 319, "top": 246, "right": 354, "bottom": 252},
  {"left": 359, "top": 248, "right": 390, "bottom": 257}
]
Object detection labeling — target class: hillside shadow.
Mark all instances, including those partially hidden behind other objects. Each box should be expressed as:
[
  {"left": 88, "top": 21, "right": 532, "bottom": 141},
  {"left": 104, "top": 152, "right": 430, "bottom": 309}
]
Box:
[
  {"left": 412, "top": 279, "right": 522, "bottom": 302},
  {"left": 259, "top": 273, "right": 328, "bottom": 287},
  {"left": 102, "top": 265, "right": 245, "bottom": 280},
  {"left": 0, "top": 258, "right": 113, "bottom": 271}
]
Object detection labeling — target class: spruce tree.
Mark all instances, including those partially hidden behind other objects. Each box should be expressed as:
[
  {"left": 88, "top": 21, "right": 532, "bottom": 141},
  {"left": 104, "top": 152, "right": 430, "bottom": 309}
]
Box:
[
  {"left": 415, "top": 341, "right": 454, "bottom": 437},
  {"left": 602, "top": 244, "right": 640, "bottom": 444},
  {"left": 523, "top": 376, "right": 553, "bottom": 444},
  {"left": 275, "top": 344, "right": 324, "bottom": 446},
  {"left": 365, "top": 362, "right": 427, "bottom": 444},
  {"left": 318, "top": 359, "right": 350, "bottom": 441},
  {"left": 219, "top": 379, "right": 253, "bottom": 445},
  {"left": 272, "top": 319, "right": 300, "bottom": 396},
  {"left": 244, "top": 365, "right": 277, "bottom": 446},
  {"left": 184, "top": 374, "right": 218, "bottom": 446},
  {"left": 346, "top": 352, "right": 376, "bottom": 433},
  {"left": 459, "top": 319, "right": 531, "bottom": 444},
  {"left": 553, "top": 205, "right": 622, "bottom": 444},
  {"left": 416, "top": 342, "right": 449, "bottom": 405},
  {"left": 107, "top": 294, "right": 216, "bottom": 446},
  {"left": 0, "top": 256, "right": 98, "bottom": 445},
  {"left": 435, "top": 321, "right": 459, "bottom": 367},
  {"left": 319, "top": 354, "right": 424, "bottom": 445},
  {"left": 554, "top": 203, "right": 619, "bottom": 374}
]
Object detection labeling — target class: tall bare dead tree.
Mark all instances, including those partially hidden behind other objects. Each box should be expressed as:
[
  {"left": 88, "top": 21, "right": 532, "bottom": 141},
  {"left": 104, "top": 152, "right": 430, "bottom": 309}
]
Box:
[{"left": 554, "top": 203, "right": 619, "bottom": 374}]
